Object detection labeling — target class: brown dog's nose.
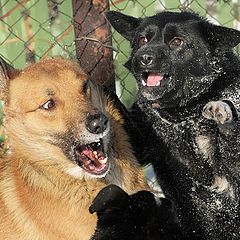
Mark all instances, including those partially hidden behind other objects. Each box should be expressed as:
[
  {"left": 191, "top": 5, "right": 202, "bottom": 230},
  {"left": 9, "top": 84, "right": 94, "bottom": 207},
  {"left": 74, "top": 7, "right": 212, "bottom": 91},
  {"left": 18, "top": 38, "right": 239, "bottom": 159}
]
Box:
[{"left": 86, "top": 111, "right": 108, "bottom": 134}]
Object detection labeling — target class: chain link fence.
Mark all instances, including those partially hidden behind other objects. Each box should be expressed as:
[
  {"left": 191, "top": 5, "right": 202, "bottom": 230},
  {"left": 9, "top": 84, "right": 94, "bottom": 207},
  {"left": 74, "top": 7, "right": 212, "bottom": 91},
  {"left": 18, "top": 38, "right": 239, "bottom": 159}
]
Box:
[
  {"left": 0, "top": 0, "right": 240, "bottom": 192},
  {"left": 0, "top": 0, "right": 75, "bottom": 67}
]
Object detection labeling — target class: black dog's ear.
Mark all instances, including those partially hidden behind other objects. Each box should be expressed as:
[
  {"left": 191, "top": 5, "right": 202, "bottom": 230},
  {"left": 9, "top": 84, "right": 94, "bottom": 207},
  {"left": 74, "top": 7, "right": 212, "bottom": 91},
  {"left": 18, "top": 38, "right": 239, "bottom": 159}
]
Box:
[
  {"left": 105, "top": 11, "right": 141, "bottom": 41},
  {"left": 204, "top": 23, "right": 240, "bottom": 49},
  {"left": 0, "top": 57, "right": 19, "bottom": 101}
]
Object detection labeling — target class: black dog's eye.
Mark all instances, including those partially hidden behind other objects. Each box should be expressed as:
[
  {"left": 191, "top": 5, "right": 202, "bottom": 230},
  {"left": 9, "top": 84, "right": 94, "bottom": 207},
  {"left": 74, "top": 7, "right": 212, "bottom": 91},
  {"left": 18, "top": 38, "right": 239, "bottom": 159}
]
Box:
[
  {"left": 169, "top": 37, "right": 184, "bottom": 49},
  {"left": 139, "top": 35, "right": 148, "bottom": 46},
  {"left": 41, "top": 99, "right": 56, "bottom": 110}
]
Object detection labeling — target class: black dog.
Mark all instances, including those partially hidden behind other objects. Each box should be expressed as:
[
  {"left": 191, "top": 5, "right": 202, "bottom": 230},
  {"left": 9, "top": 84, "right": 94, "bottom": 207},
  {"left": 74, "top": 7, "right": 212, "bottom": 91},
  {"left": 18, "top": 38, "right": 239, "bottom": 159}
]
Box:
[{"left": 106, "top": 11, "right": 240, "bottom": 239}]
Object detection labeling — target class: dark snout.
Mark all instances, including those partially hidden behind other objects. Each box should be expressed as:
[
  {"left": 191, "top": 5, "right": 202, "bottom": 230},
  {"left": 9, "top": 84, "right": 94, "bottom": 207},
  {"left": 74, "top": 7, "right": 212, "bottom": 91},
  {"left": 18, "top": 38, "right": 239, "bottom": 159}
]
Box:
[
  {"left": 136, "top": 46, "right": 170, "bottom": 72},
  {"left": 140, "top": 54, "right": 154, "bottom": 66},
  {"left": 86, "top": 111, "right": 109, "bottom": 134}
]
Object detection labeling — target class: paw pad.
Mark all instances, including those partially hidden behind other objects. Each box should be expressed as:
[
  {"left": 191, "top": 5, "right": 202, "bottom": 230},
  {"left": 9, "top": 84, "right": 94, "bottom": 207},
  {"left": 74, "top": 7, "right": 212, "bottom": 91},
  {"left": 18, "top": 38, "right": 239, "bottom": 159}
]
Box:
[{"left": 202, "top": 101, "right": 232, "bottom": 124}]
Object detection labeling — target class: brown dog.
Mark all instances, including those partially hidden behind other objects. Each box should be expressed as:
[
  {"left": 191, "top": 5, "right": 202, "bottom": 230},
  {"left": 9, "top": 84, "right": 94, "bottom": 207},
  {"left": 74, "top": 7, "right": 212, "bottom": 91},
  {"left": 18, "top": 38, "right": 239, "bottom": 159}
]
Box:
[{"left": 0, "top": 57, "right": 148, "bottom": 240}]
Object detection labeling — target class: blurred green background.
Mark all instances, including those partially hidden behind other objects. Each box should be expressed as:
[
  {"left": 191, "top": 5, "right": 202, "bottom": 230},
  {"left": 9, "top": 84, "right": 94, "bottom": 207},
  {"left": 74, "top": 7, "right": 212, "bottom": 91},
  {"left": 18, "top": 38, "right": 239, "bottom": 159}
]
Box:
[{"left": 0, "top": 0, "right": 75, "bottom": 68}]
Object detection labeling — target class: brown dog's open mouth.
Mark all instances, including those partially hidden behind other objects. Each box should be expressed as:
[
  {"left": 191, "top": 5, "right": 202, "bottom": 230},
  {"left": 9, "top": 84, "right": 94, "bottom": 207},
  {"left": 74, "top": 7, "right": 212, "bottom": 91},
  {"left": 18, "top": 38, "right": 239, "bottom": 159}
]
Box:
[
  {"left": 141, "top": 72, "right": 170, "bottom": 87},
  {"left": 74, "top": 139, "right": 109, "bottom": 176}
]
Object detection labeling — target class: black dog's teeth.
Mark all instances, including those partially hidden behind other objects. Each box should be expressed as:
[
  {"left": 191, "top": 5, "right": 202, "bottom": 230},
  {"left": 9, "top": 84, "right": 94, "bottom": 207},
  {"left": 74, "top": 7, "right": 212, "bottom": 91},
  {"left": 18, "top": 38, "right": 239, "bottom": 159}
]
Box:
[
  {"left": 142, "top": 71, "right": 170, "bottom": 80},
  {"left": 142, "top": 72, "right": 148, "bottom": 81}
]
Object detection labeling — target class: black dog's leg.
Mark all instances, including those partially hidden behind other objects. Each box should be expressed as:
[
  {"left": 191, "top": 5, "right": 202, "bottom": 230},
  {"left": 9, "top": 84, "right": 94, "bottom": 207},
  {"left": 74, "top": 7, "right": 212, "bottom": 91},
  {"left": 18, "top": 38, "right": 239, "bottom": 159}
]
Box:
[
  {"left": 104, "top": 88, "right": 155, "bottom": 165},
  {"left": 202, "top": 99, "right": 240, "bottom": 180},
  {"left": 90, "top": 185, "right": 185, "bottom": 240}
]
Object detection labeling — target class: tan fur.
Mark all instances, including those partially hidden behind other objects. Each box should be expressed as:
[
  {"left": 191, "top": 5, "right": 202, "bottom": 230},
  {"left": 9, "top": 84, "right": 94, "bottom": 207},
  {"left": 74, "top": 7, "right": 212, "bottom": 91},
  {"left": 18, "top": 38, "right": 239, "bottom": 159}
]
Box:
[
  {"left": 0, "top": 58, "right": 149, "bottom": 240},
  {"left": 210, "top": 175, "right": 234, "bottom": 198},
  {"left": 195, "top": 135, "right": 213, "bottom": 162}
]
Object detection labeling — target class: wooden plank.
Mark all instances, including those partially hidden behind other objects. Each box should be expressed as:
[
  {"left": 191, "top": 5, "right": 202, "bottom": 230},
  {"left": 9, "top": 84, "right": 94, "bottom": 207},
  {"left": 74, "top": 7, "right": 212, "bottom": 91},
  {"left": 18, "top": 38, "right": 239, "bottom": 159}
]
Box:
[{"left": 72, "top": 0, "right": 114, "bottom": 89}]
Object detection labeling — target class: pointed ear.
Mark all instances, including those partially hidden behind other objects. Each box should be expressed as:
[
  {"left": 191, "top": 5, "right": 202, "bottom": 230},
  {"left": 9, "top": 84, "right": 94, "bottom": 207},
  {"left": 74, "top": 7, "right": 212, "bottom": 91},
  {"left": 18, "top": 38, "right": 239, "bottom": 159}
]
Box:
[
  {"left": 124, "top": 59, "right": 132, "bottom": 71},
  {"left": 0, "top": 57, "right": 19, "bottom": 101},
  {"left": 105, "top": 11, "right": 141, "bottom": 41},
  {"left": 204, "top": 23, "right": 240, "bottom": 49},
  {"left": 89, "top": 79, "right": 105, "bottom": 113}
]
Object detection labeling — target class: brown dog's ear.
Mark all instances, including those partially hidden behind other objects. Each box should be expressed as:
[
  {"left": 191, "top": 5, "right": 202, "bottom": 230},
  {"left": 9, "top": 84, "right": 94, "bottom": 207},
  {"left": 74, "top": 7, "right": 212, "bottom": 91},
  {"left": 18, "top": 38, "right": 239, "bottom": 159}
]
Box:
[
  {"left": 89, "top": 80, "right": 106, "bottom": 113},
  {"left": 0, "top": 57, "right": 19, "bottom": 101},
  {"left": 204, "top": 23, "right": 240, "bottom": 49},
  {"left": 105, "top": 11, "right": 141, "bottom": 41}
]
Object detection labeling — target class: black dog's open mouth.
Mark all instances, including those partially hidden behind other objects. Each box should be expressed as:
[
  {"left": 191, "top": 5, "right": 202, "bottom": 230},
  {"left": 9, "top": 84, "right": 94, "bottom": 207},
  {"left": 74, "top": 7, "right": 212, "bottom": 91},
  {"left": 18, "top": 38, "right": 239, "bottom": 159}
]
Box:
[
  {"left": 74, "top": 138, "right": 109, "bottom": 176},
  {"left": 141, "top": 72, "right": 170, "bottom": 87}
]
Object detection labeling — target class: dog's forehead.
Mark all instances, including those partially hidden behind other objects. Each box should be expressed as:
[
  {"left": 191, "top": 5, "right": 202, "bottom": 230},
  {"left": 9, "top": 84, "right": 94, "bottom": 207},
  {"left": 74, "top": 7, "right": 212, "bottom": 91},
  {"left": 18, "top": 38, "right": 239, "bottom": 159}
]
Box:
[
  {"left": 25, "top": 58, "right": 86, "bottom": 79},
  {"left": 140, "top": 11, "right": 202, "bottom": 31},
  {"left": 9, "top": 59, "right": 88, "bottom": 100},
  {"left": 17, "top": 59, "right": 86, "bottom": 83}
]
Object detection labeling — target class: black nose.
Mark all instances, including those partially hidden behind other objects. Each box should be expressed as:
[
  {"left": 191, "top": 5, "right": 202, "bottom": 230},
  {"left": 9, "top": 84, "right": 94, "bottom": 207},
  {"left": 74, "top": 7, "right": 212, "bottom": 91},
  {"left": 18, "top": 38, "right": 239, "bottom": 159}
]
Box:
[
  {"left": 86, "top": 111, "right": 108, "bottom": 134},
  {"left": 140, "top": 54, "right": 153, "bottom": 66}
]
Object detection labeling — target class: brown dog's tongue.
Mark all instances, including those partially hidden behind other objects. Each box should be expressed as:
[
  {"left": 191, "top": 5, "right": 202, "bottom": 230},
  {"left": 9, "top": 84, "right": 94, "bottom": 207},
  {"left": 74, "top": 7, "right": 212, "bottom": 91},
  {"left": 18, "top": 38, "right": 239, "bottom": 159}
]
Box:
[{"left": 147, "top": 73, "right": 164, "bottom": 86}]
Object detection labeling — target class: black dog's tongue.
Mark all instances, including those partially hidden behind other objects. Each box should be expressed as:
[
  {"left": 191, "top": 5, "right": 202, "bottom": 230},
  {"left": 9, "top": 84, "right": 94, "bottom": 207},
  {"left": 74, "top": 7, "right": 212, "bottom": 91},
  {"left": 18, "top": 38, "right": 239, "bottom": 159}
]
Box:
[{"left": 147, "top": 73, "right": 164, "bottom": 86}]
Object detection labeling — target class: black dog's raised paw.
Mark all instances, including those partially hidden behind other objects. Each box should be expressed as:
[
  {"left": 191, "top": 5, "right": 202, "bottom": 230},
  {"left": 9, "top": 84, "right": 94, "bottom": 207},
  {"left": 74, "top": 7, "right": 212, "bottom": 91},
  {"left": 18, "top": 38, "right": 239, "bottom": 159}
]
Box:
[{"left": 202, "top": 101, "right": 233, "bottom": 124}]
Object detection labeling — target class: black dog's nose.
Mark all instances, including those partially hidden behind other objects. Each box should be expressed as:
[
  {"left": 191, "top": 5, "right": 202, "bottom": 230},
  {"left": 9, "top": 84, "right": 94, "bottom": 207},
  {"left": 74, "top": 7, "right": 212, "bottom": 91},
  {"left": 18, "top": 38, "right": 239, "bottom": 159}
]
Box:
[
  {"left": 86, "top": 111, "right": 108, "bottom": 134},
  {"left": 140, "top": 54, "right": 153, "bottom": 66}
]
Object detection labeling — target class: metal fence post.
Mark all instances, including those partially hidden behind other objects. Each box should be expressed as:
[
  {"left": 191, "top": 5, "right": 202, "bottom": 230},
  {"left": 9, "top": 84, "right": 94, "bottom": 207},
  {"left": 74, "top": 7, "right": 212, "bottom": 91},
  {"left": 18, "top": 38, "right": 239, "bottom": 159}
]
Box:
[{"left": 72, "top": 0, "right": 115, "bottom": 90}]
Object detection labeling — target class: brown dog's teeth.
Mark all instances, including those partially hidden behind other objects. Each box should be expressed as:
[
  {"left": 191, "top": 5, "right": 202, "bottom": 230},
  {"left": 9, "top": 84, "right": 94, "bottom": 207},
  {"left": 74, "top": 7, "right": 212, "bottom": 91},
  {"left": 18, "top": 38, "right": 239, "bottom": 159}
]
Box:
[
  {"left": 74, "top": 139, "right": 108, "bottom": 173},
  {"left": 99, "top": 157, "right": 108, "bottom": 164}
]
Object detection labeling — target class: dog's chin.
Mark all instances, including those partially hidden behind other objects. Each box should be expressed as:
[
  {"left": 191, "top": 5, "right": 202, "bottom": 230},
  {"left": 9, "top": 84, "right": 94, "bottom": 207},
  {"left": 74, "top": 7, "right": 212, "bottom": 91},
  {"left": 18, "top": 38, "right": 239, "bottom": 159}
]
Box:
[
  {"left": 141, "top": 87, "right": 160, "bottom": 101},
  {"left": 139, "top": 83, "right": 171, "bottom": 103},
  {"left": 69, "top": 138, "right": 111, "bottom": 179}
]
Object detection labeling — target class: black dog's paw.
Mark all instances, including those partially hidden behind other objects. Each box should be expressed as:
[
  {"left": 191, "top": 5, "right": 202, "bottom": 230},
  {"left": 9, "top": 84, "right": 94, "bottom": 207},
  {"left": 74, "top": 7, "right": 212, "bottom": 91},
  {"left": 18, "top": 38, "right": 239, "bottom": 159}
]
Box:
[
  {"left": 89, "top": 185, "right": 131, "bottom": 240},
  {"left": 90, "top": 185, "right": 185, "bottom": 240},
  {"left": 202, "top": 101, "right": 233, "bottom": 124},
  {"left": 89, "top": 184, "right": 129, "bottom": 215},
  {"left": 89, "top": 184, "right": 146, "bottom": 240}
]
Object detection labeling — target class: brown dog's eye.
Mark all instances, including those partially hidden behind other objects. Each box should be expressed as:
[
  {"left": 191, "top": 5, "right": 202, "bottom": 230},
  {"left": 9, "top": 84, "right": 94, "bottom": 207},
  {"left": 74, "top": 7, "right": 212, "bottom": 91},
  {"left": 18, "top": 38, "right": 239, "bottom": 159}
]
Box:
[
  {"left": 83, "top": 81, "right": 91, "bottom": 96},
  {"left": 139, "top": 35, "right": 148, "bottom": 46},
  {"left": 169, "top": 37, "right": 183, "bottom": 49},
  {"left": 82, "top": 81, "right": 88, "bottom": 93},
  {"left": 41, "top": 99, "right": 56, "bottom": 110}
]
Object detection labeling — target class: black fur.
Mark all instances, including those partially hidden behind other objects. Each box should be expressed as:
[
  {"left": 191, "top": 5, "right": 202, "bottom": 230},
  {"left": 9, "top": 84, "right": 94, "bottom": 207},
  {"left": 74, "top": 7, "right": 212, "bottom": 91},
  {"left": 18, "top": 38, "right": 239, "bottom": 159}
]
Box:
[
  {"left": 106, "top": 11, "right": 240, "bottom": 239},
  {"left": 90, "top": 184, "right": 184, "bottom": 240}
]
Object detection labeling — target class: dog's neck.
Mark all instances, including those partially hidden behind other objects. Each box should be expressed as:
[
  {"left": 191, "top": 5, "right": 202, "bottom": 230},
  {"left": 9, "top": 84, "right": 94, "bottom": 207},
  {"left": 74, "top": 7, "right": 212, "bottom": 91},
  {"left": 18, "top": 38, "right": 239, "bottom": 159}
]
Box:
[
  {"left": 0, "top": 153, "right": 101, "bottom": 239},
  {"left": 3, "top": 150, "right": 107, "bottom": 204}
]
